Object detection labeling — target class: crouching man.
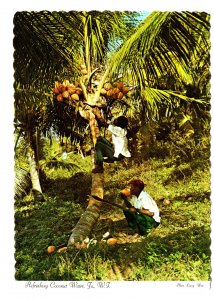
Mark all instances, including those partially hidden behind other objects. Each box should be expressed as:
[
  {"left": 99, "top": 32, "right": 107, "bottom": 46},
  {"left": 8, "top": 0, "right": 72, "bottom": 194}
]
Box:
[{"left": 121, "top": 179, "right": 160, "bottom": 236}]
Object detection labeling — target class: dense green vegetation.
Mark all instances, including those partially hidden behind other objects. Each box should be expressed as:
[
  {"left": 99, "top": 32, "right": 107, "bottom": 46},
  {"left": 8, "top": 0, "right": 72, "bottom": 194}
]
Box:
[
  {"left": 15, "top": 137, "right": 211, "bottom": 281},
  {"left": 13, "top": 11, "right": 211, "bottom": 281}
]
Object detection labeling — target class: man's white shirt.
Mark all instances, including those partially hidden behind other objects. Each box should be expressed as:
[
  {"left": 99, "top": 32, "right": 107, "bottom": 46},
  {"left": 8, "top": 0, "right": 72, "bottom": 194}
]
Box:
[
  {"left": 129, "top": 190, "right": 161, "bottom": 223},
  {"left": 107, "top": 124, "right": 131, "bottom": 158}
]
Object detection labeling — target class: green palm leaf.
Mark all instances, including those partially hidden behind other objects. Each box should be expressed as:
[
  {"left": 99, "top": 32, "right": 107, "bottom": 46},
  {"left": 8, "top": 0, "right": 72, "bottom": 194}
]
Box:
[
  {"left": 14, "top": 164, "right": 31, "bottom": 201},
  {"left": 109, "top": 11, "right": 210, "bottom": 87},
  {"left": 13, "top": 11, "right": 210, "bottom": 133}
]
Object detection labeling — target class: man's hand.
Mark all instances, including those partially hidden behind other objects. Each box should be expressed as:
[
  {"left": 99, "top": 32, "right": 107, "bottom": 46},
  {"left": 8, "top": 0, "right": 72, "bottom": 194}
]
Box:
[
  {"left": 92, "top": 107, "right": 101, "bottom": 117},
  {"left": 129, "top": 207, "right": 137, "bottom": 213},
  {"left": 93, "top": 107, "right": 108, "bottom": 127},
  {"left": 128, "top": 206, "right": 154, "bottom": 216},
  {"left": 136, "top": 208, "right": 154, "bottom": 217},
  {"left": 120, "top": 192, "right": 127, "bottom": 200}
]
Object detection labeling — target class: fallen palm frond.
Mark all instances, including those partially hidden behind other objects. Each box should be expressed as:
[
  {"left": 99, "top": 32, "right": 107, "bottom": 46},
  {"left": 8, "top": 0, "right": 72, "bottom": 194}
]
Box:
[{"left": 14, "top": 165, "right": 31, "bottom": 201}]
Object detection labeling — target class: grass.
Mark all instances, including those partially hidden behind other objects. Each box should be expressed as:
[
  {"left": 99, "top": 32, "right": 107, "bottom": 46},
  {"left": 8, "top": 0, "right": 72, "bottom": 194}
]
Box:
[{"left": 14, "top": 152, "right": 211, "bottom": 281}]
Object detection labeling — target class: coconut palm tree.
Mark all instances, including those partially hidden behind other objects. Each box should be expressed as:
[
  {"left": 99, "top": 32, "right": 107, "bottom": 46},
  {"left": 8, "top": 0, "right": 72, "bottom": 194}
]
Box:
[
  {"left": 13, "top": 10, "right": 134, "bottom": 193},
  {"left": 13, "top": 11, "right": 80, "bottom": 201},
  {"left": 13, "top": 10, "right": 141, "bottom": 241},
  {"left": 13, "top": 11, "right": 210, "bottom": 247}
]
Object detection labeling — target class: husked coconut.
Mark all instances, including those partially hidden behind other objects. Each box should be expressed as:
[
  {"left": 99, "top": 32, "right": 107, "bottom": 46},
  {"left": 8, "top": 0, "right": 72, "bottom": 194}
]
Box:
[
  {"left": 100, "top": 88, "right": 107, "bottom": 95},
  {"left": 75, "top": 87, "right": 83, "bottom": 95},
  {"left": 118, "top": 92, "right": 124, "bottom": 99},
  {"left": 58, "top": 84, "right": 66, "bottom": 93},
  {"left": 121, "top": 188, "right": 131, "bottom": 197},
  {"left": 71, "top": 93, "right": 79, "bottom": 101},
  {"left": 56, "top": 94, "right": 63, "bottom": 102},
  {"left": 53, "top": 87, "right": 59, "bottom": 94},
  {"left": 67, "top": 87, "right": 76, "bottom": 94},
  {"left": 57, "top": 247, "right": 67, "bottom": 253},
  {"left": 47, "top": 245, "right": 56, "bottom": 254},
  {"left": 117, "top": 82, "right": 124, "bottom": 90},
  {"left": 62, "top": 91, "right": 69, "bottom": 98},
  {"left": 104, "top": 83, "right": 112, "bottom": 91},
  {"left": 112, "top": 87, "right": 120, "bottom": 95},
  {"left": 122, "top": 86, "right": 129, "bottom": 94},
  {"left": 107, "top": 89, "right": 114, "bottom": 97},
  {"left": 107, "top": 238, "right": 118, "bottom": 246}
]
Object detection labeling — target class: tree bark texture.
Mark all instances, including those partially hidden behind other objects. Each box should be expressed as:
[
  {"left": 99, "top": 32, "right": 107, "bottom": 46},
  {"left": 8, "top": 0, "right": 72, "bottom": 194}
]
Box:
[
  {"left": 67, "top": 172, "right": 104, "bottom": 247},
  {"left": 67, "top": 107, "right": 105, "bottom": 248},
  {"left": 25, "top": 131, "right": 44, "bottom": 201}
]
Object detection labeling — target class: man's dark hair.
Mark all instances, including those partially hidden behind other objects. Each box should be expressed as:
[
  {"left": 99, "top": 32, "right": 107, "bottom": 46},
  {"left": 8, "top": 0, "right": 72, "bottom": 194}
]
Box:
[
  {"left": 114, "top": 116, "right": 128, "bottom": 129},
  {"left": 128, "top": 179, "right": 145, "bottom": 191}
]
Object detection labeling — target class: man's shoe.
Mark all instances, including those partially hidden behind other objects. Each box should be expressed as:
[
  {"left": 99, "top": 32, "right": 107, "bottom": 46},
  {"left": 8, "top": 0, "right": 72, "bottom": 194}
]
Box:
[
  {"left": 103, "top": 158, "right": 114, "bottom": 163},
  {"left": 92, "top": 165, "right": 104, "bottom": 173}
]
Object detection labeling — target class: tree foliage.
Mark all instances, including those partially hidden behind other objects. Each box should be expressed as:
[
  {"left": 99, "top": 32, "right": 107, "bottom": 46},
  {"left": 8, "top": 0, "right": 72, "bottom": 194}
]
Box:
[
  {"left": 13, "top": 11, "right": 211, "bottom": 241},
  {"left": 14, "top": 11, "right": 210, "bottom": 137}
]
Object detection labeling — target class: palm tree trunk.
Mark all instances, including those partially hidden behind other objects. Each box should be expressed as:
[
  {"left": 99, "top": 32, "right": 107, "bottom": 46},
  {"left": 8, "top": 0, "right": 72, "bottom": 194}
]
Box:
[
  {"left": 67, "top": 107, "right": 105, "bottom": 248},
  {"left": 67, "top": 172, "right": 104, "bottom": 246},
  {"left": 25, "top": 130, "right": 44, "bottom": 201}
]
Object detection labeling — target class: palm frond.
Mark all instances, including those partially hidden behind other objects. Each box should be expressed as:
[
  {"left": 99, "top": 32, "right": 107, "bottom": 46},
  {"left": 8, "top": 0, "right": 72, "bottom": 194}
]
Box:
[
  {"left": 45, "top": 160, "right": 80, "bottom": 171},
  {"left": 109, "top": 11, "right": 210, "bottom": 88},
  {"left": 14, "top": 165, "right": 31, "bottom": 201},
  {"left": 138, "top": 86, "right": 208, "bottom": 119},
  {"left": 13, "top": 11, "right": 210, "bottom": 133}
]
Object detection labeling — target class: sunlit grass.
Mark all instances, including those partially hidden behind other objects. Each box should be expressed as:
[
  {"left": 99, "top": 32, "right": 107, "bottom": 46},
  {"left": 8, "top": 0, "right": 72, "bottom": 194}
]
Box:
[{"left": 15, "top": 151, "right": 211, "bottom": 281}]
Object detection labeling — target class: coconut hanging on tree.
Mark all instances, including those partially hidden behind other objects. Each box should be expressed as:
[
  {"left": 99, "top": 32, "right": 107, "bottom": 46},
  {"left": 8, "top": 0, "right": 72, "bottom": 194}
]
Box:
[
  {"left": 102, "top": 80, "right": 130, "bottom": 101},
  {"left": 53, "top": 76, "right": 130, "bottom": 111},
  {"left": 53, "top": 80, "right": 83, "bottom": 106}
]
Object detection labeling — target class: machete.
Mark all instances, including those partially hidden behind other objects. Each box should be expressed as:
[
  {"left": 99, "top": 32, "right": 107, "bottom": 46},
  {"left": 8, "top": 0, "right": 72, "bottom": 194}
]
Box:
[{"left": 90, "top": 194, "right": 141, "bottom": 213}]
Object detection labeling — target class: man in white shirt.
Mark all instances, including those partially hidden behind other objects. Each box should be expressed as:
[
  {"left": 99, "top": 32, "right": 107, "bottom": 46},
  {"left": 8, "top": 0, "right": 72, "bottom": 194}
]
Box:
[
  {"left": 121, "top": 179, "right": 160, "bottom": 236},
  {"left": 92, "top": 109, "right": 131, "bottom": 173}
]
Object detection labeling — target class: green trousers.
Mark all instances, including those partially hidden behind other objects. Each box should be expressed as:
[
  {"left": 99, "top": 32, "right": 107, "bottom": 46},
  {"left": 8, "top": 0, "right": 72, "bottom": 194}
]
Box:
[
  {"left": 95, "top": 136, "right": 124, "bottom": 165},
  {"left": 123, "top": 210, "right": 159, "bottom": 235}
]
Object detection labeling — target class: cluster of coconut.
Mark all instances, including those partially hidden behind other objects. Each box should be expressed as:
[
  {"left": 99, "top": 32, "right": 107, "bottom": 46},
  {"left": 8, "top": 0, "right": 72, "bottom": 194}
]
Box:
[
  {"left": 53, "top": 80, "right": 83, "bottom": 104},
  {"left": 47, "top": 245, "right": 67, "bottom": 254},
  {"left": 47, "top": 232, "right": 118, "bottom": 254},
  {"left": 53, "top": 78, "right": 130, "bottom": 106},
  {"left": 100, "top": 81, "right": 129, "bottom": 100}
]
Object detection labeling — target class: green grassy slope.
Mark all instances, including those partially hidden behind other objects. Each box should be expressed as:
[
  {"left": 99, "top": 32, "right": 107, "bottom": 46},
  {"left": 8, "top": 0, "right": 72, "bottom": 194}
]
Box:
[{"left": 15, "top": 154, "right": 211, "bottom": 281}]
